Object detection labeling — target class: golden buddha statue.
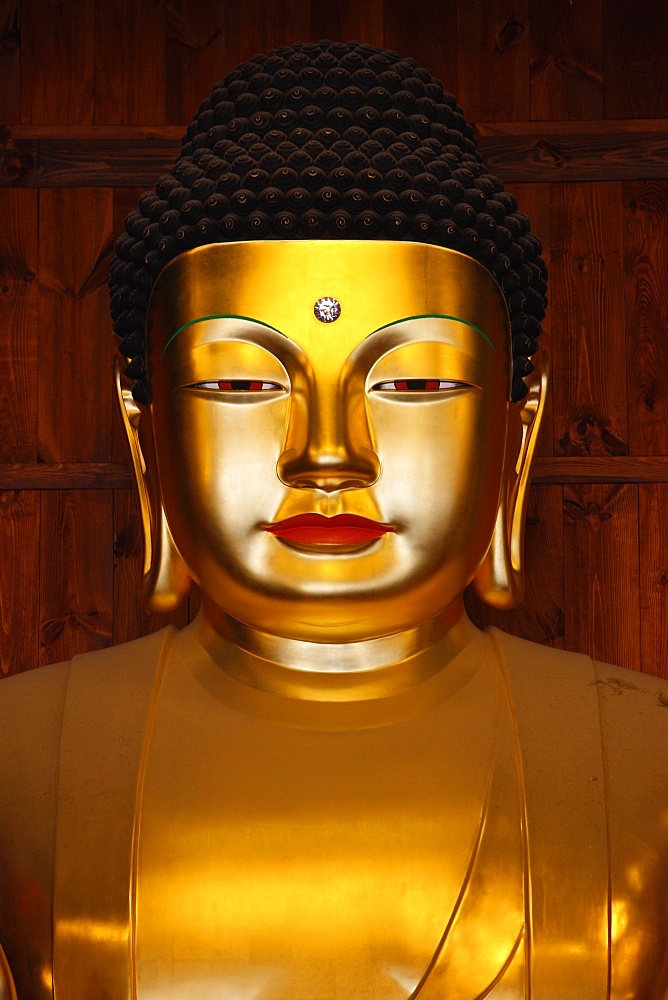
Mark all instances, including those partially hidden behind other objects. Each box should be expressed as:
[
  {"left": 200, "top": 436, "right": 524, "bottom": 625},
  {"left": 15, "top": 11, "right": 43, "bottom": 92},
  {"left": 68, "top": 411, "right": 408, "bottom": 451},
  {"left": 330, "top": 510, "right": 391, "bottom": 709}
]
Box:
[{"left": 1, "top": 41, "right": 667, "bottom": 1000}]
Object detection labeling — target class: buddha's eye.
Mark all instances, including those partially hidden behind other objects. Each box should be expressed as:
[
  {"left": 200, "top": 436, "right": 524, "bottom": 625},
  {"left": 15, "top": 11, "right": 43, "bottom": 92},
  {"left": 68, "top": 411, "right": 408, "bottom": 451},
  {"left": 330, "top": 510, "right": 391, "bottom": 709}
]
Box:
[
  {"left": 189, "top": 380, "right": 285, "bottom": 391},
  {"left": 370, "top": 379, "right": 472, "bottom": 392}
]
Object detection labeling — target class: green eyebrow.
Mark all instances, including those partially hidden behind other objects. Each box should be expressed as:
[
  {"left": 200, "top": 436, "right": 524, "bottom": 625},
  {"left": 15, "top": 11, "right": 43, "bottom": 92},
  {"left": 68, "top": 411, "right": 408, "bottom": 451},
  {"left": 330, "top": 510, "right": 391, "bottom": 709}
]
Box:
[
  {"left": 371, "top": 313, "right": 495, "bottom": 352},
  {"left": 162, "top": 314, "right": 284, "bottom": 357}
]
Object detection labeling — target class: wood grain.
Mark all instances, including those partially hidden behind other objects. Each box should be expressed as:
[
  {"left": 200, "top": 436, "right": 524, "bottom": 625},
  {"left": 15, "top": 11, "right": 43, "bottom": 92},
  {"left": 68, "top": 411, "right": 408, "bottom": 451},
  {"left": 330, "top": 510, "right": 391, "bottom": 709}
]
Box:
[
  {"left": 39, "top": 490, "right": 113, "bottom": 666},
  {"left": 312, "top": 0, "right": 384, "bottom": 47},
  {"left": 624, "top": 180, "right": 668, "bottom": 456},
  {"left": 95, "top": 0, "right": 167, "bottom": 125},
  {"left": 550, "top": 182, "right": 627, "bottom": 458},
  {"left": 603, "top": 0, "right": 668, "bottom": 119},
  {"left": 529, "top": 0, "right": 603, "bottom": 121},
  {"left": 0, "top": 490, "right": 39, "bottom": 675},
  {"left": 456, "top": 0, "right": 529, "bottom": 122},
  {"left": 563, "top": 483, "right": 639, "bottom": 670},
  {"left": 166, "top": 0, "right": 233, "bottom": 125},
  {"left": 37, "top": 188, "right": 114, "bottom": 463},
  {"left": 0, "top": 189, "right": 38, "bottom": 463},
  {"left": 383, "top": 0, "right": 458, "bottom": 95},
  {"left": 21, "top": 0, "right": 95, "bottom": 124},
  {"left": 639, "top": 483, "right": 668, "bottom": 678},
  {"left": 0, "top": 0, "right": 20, "bottom": 122}
]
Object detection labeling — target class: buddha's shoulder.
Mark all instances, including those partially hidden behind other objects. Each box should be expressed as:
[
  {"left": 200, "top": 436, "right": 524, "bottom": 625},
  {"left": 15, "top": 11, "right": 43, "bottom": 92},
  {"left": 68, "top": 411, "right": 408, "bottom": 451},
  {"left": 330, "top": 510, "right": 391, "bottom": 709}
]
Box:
[
  {"left": 489, "top": 627, "right": 668, "bottom": 789},
  {"left": 0, "top": 628, "right": 175, "bottom": 771}
]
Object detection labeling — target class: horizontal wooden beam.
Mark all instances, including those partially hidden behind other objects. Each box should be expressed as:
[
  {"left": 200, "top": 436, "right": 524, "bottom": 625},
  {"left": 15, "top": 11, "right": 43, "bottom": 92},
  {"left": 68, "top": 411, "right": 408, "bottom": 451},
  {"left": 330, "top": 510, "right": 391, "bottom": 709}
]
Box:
[
  {"left": 532, "top": 456, "right": 668, "bottom": 483},
  {"left": 3, "top": 456, "right": 668, "bottom": 490},
  {"left": 1, "top": 121, "right": 667, "bottom": 187},
  {"left": 0, "top": 463, "right": 134, "bottom": 489}
]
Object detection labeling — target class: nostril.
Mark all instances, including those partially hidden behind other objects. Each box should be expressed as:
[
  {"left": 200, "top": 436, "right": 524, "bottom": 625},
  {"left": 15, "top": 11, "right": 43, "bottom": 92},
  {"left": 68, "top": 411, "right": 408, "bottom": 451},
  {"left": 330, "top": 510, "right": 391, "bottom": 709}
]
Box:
[{"left": 278, "top": 450, "right": 380, "bottom": 490}]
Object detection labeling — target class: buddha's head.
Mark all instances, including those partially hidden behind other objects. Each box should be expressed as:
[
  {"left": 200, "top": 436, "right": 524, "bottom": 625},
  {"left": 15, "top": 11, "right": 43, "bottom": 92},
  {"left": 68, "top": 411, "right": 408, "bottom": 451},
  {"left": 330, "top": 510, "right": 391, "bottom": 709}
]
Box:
[{"left": 109, "top": 41, "right": 547, "bottom": 643}]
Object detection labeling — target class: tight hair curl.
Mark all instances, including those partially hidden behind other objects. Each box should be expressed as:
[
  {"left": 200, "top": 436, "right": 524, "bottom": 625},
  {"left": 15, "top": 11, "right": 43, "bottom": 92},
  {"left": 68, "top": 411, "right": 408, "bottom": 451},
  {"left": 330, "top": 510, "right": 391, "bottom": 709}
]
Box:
[{"left": 109, "top": 40, "right": 547, "bottom": 404}]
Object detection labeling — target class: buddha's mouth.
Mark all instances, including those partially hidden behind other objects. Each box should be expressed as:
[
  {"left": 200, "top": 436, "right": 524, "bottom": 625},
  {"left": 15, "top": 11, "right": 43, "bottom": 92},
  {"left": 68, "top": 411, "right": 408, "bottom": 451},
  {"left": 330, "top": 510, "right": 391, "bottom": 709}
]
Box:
[{"left": 262, "top": 513, "right": 395, "bottom": 548}]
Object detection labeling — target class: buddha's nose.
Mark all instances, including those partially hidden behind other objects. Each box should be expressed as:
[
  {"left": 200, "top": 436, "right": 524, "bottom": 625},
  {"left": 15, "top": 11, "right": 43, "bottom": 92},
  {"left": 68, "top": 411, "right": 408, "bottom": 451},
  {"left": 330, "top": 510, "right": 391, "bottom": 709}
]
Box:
[{"left": 277, "top": 382, "right": 380, "bottom": 492}]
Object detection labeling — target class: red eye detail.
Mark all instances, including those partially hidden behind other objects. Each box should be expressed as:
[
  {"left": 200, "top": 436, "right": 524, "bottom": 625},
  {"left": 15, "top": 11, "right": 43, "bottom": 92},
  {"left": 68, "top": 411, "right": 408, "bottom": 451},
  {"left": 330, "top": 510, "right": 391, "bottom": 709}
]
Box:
[
  {"left": 216, "top": 380, "right": 264, "bottom": 390},
  {"left": 393, "top": 379, "right": 441, "bottom": 391}
]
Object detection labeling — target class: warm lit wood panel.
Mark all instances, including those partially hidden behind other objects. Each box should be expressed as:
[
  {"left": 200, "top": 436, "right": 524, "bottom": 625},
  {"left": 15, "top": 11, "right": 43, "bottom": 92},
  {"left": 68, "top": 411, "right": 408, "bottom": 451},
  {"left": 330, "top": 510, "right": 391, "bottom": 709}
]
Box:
[
  {"left": 37, "top": 188, "right": 114, "bottom": 463},
  {"left": 603, "top": 0, "right": 668, "bottom": 119},
  {"left": 639, "top": 483, "right": 668, "bottom": 679},
  {"left": 563, "top": 483, "right": 640, "bottom": 670},
  {"left": 550, "top": 182, "right": 627, "bottom": 457},
  {"left": 38, "top": 490, "right": 113, "bottom": 666},
  {"left": 624, "top": 180, "right": 668, "bottom": 456},
  {"left": 456, "top": 0, "right": 529, "bottom": 122},
  {"left": 0, "top": 1, "right": 20, "bottom": 122},
  {"left": 95, "top": 0, "right": 167, "bottom": 125},
  {"left": 0, "top": 188, "right": 38, "bottom": 463},
  {"left": 312, "top": 0, "right": 384, "bottom": 47},
  {"left": 20, "top": 0, "right": 94, "bottom": 124},
  {"left": 383, "top": 0, "right": 458, "bottom": 95},
  {"left": 529, "top": 0, "right": 603, "bottom": 121},
  {"left": 165, "top": 0, "right": 234, "bottom": 126},
  {"left": 0, "top": 490, "right": 39, "bottom": 676}
]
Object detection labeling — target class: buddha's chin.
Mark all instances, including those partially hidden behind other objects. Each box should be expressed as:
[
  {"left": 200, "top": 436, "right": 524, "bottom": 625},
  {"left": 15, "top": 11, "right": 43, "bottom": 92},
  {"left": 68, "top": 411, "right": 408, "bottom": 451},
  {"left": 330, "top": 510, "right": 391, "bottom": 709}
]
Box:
[{"left": 199, "top": 560, "right": 472, "bottom": 645}]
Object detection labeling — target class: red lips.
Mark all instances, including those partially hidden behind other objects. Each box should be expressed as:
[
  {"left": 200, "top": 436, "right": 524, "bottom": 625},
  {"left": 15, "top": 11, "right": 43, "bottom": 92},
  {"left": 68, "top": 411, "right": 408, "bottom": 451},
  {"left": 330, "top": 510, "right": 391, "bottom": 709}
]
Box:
[{"left": 263, "top": 513, "right": 394, "bottom": 546}]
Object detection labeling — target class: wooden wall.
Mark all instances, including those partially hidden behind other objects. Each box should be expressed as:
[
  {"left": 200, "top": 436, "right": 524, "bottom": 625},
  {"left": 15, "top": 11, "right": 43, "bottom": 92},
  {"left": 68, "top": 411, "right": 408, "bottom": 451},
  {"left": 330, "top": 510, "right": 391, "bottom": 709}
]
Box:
[{"left": 1, "top": 0, "right": 668, "bottom": 677}]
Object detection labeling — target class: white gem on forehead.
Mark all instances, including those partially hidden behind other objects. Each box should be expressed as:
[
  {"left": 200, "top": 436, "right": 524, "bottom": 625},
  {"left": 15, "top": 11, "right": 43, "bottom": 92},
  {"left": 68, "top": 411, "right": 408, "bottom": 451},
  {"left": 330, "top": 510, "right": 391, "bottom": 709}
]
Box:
[{"left": 314, "top": 297, "right": 341, "bottom": 323}]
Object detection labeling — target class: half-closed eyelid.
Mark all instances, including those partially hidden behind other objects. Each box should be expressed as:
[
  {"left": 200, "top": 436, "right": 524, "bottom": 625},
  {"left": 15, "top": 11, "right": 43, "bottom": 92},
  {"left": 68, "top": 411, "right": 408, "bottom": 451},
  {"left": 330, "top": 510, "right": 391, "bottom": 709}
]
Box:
[
  {"left": 186, "top": 379, "right": 286, "bottom": 392},
  {"left": 370, "top": 379, "right": 475, "bottom": 392}
]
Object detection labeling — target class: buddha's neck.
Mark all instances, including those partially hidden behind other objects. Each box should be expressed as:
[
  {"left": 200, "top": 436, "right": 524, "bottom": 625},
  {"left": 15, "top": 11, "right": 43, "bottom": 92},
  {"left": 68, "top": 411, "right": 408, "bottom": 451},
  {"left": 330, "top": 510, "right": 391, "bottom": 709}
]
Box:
[{"left": 192, "top": 596, "right": 483, "bottom": 702}]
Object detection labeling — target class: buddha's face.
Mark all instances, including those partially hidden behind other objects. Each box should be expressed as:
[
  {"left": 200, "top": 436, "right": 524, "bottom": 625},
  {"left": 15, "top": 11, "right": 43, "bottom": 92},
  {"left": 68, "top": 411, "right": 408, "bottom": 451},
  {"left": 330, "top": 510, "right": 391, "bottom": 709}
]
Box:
[{"left": 144, "top": 241, "right": 514, "bottom": 641}]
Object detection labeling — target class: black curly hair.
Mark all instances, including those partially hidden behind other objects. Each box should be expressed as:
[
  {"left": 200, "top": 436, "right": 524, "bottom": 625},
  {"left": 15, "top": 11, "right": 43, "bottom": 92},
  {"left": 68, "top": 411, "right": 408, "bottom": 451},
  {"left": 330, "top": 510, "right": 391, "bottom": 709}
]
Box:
[{"left": 109, "top": 40, "right": 547, "bottom": 404}]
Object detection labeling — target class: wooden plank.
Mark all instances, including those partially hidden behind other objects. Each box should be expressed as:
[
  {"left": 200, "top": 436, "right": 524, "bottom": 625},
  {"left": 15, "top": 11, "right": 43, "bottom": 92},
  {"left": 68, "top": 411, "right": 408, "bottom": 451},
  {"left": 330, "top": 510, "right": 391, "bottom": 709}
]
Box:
[
  {"left": 3, "top": 123, "right": 668, "bottom": 186},
  {"left": 0, "top": 189, "right": 38, "bottom": 463},
  {"left": 0, "top": 464, "right": 133, "bottom": 489},
  {"left": 533, "top": 456, "right": 668, "bottom": 483},
  {"left": 20, "top": 0, "right": 94, "bottom": 124},
  {"left": 37, "top": 189, "right": 114, "bottom": 463},
  {"left": 476, "top": 122, "right": 668, "bottom": 182},
  {"left": 639, "top": 484, "right": 668, "bottom": 679},
  {"left": 95, "top": 0, "right": 166, "bottom": 125},
  {"left": 166, "top": 0, "right": 234, "bottom": 125},
  {"left": 0, "top": 490, "right": 39, "bottom": 675},
  {"left": 0, "top": 0, "right": 20, "bottom": 121},
  {"left": 465, "top": 484, "right": 565, "bottom": 648},
  {"left": 233, "top": 0, "right": 311, "bottom": 63},
  {"left": 550, "top": 182, "right": 627, "bottom": 458},
  {"left": 563, "top": 483, "right": 639, "bottom": 670},
  {"left": 312, "top": 0, "right": 384, "bottom": 47},
  {"left": 113, "top": 489, "right": 188, "bottom": 645},
  {"left": 529, "top": 0, "right": 603, "bottom": 121},
  {"left": 383, "top": 0, "right": 458, "bottom": 94},
  {"left": 603, "top": 1, "right": 668, "bottom": 119},
  {"left": 456, "top": 0, "right": 529, "bottom": 122},
  {"left": 39, "top": 490, "right": 113, "bottom": 666},
  {"left": 624, "top": 180, "right": 668, "bottom": 456}
]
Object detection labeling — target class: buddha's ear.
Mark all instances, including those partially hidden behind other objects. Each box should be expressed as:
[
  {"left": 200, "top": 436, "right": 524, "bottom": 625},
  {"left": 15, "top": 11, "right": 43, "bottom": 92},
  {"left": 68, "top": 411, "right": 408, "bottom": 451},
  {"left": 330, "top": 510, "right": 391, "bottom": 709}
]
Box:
[
  {"left": 472, "top": 342, "right": 549, "bottom": 610},
  {"left": 116, "top": 365, "right": 191, "bottom": 612}
]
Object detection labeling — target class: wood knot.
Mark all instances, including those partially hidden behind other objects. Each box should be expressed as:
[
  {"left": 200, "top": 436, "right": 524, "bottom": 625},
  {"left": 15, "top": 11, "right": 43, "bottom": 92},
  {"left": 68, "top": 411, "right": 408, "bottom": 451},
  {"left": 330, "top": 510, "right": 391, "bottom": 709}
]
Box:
[{"left": 559, "top": 410, "right": 627, "bottom": 457}]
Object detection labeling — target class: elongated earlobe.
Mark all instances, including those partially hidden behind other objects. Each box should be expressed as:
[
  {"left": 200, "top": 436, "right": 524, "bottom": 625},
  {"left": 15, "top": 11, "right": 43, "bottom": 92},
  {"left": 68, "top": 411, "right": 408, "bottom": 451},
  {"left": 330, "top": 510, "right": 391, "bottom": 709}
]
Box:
[
  {"left": 472, "top": 345, "right": 548, "bottom": 610},
  {"left": 116, "top": 367, "right": 192, "bottom": 612}
]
